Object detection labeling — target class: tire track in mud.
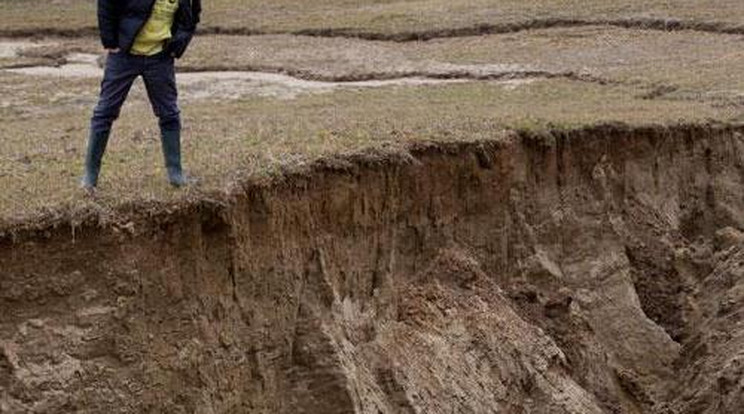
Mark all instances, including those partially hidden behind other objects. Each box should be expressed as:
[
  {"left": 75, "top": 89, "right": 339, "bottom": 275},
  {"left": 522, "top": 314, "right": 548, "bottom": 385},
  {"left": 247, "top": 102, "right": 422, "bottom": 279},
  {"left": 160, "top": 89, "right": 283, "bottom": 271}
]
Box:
[{"left": 1, "top": 17, "right": 743, "bottom": 42}]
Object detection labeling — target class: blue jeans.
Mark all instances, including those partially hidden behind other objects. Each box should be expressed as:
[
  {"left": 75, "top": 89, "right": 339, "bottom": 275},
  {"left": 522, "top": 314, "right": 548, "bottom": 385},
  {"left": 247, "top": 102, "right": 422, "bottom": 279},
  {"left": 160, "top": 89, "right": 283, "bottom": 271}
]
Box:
[{"left": 91, "top": 50, "right": 181, "bottom": 133}]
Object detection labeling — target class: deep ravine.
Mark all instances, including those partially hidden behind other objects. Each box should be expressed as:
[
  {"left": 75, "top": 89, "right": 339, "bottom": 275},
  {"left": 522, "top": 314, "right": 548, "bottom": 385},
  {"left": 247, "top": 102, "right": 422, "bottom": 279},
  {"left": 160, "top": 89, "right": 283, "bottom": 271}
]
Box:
[{"left": 1, "top": 124, "right": 743, "bottom": 413}]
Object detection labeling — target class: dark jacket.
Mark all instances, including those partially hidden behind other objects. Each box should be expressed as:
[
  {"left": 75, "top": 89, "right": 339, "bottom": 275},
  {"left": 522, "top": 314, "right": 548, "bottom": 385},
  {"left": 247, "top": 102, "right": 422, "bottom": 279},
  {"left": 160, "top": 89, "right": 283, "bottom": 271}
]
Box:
[{"left": 97, "top": 0, "right": 202, "bottom": 58}]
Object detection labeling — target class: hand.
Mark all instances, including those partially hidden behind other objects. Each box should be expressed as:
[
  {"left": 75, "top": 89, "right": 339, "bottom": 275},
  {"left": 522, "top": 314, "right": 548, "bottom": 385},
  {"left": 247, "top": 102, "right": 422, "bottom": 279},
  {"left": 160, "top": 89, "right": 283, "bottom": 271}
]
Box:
[{"left": 105, "top": 48, "right": 120, "bottom": 54}]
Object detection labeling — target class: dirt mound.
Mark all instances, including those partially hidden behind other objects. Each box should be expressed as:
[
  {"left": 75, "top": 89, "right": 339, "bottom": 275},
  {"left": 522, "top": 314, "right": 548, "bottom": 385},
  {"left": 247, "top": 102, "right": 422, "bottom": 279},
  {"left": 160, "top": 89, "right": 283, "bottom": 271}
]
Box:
[{"left": 1, "top": 124, "right": 743, "bottom": 413}]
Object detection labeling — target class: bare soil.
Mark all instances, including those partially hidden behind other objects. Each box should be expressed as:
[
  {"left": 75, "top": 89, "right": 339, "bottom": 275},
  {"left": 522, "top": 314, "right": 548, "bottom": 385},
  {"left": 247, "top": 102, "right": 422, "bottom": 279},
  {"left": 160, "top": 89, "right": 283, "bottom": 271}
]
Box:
[
  {"left": 2, "top": 3, "right": 744, "bottom": 411},
  {"left": 1, "top": 125, "right": 743, "bottom": 413}
]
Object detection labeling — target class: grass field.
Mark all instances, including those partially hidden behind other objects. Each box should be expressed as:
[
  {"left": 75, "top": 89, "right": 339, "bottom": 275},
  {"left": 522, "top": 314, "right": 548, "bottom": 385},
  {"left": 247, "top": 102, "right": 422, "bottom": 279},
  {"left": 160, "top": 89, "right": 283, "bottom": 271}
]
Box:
[
  {"left": 1, "top": 71, "right": 739, "bottom": 225},
  {"left": 2, "top": 0, "right": 744, "bottom": 34},
  {"left": 2, "top": 4, "right": 744, "bottom": 414},
  {"left": 182, "top": 27, "right": 744, "bottom": 102},
  {"left": 6, "top": 24, "right": 744, "bottom": 89},
  {"left": 1, "top": 0, "right": 744, "bottom": 227}
]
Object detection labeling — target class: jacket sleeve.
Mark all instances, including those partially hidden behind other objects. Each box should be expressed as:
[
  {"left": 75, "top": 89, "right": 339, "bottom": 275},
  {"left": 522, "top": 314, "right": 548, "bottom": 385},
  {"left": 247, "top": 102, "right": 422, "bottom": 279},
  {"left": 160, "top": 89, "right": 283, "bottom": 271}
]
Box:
[{"left": 97, "top": 0, "right": 119, "bottom": 49}]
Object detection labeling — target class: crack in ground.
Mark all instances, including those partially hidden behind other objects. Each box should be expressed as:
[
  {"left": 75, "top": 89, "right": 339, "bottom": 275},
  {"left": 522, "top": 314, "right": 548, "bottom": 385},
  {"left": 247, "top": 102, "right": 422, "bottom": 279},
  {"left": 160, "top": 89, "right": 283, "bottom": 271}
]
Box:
[
  {"left": 239, "top": 17, "right": 744, "bottom": 41},
  {"left": 1, "top": 52, "right": 616, "bottom": 100},
  {"left": 2, "top": 17, "right": 743, "bottom": 42},
  {"left": 3, "top": 45, "right": 713, "bottom": 107},
  {"left": 175, "top": 64, "right": 614, "bottom": 85},
  {"left": 8, "top": 50, "right": 710, "bottom": 107}
]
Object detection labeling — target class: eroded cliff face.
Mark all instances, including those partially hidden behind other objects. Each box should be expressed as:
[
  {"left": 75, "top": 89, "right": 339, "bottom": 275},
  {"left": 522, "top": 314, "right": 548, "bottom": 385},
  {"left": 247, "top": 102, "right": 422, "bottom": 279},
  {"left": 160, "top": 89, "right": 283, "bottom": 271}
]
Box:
[{"left": 1, "top": 124, "right": 743, "bottom": 413}]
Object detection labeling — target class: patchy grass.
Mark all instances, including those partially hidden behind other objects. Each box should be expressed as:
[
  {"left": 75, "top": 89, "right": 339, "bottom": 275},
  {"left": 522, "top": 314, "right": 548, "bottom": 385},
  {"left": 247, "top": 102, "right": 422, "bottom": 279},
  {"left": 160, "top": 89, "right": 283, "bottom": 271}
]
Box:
[
  {"left": 182, "top": 27, "right": 744, "bottom": 88},
  {"left": 8, "top": 25, "right": 744, "bottom": 103},
  {"left": 2, "top": 0, "right": 743, "bottom": 227},
  {"left": 202, "top": 0, "right": 744, "bottom": 34},
  {"left": 2, "top": 0, "right": 744, "bottom": 35},
  {"left": 180, "top": 34, "right": 420, "bottom": 78},
  {"left": 407, "top": 27, "right": 744, "bottom": 103},
  {"left": 0, "top": 71, "right": 739, "bottom": 225},
  {"left": 177, "top": 27, "right": 744, "bottom": 106},
  {"left": 0, "top": 0, "right": 94, "bottom": 33}
]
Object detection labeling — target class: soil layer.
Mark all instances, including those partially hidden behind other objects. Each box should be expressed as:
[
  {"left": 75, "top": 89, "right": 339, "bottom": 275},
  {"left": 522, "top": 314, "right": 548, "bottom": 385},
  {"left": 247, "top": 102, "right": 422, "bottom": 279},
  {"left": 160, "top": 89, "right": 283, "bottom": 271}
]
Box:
[{"left": 1, "top": 124, "right": 743, "bottom": 413}]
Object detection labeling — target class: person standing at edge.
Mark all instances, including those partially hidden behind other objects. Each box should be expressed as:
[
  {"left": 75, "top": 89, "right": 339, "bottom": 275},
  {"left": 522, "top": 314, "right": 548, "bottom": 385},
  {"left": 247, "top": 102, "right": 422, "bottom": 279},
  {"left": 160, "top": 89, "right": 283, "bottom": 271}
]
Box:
[{"left": 82, "top": 0, "right": 202, "bottom": 190}]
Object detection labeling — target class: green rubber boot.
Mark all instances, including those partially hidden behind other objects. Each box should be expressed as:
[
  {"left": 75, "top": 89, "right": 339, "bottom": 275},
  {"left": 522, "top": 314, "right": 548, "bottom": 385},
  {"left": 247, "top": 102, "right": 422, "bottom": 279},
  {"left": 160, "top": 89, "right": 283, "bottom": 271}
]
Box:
[
  {"left": 81, "top": 129, "right": 111, "bottom": 190},
  {"left": 160, "top": 128, "right": 188, "bottom": 187}
]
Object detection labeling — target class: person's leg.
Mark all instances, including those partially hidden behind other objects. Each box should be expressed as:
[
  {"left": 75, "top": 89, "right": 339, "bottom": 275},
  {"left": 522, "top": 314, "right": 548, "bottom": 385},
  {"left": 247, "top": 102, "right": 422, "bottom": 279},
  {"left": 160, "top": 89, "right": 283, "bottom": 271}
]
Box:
[
  {"left": 83, "top": 52, "right": 140, "bottom": 189},
  {"left": 142, "top": 52, "right": 186, "bottom": 187}
]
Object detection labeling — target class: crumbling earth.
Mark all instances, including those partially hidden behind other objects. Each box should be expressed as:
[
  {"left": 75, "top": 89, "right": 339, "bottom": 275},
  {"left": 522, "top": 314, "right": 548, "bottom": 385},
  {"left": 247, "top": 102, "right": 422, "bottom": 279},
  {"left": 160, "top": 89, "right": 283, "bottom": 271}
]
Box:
[
  {"left": 1, "top": 125, "right": 743, "bottom": 413},
  {"left": 2, "top": 2, "right": 744, "bottom": 412}
]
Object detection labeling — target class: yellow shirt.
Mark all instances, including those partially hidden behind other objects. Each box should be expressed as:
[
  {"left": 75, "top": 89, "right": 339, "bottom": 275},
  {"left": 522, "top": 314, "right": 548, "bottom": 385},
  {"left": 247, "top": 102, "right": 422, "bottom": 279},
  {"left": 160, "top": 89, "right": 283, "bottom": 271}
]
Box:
[{"left": 131, "top": 0, "right": 180, "bottom": 56}]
